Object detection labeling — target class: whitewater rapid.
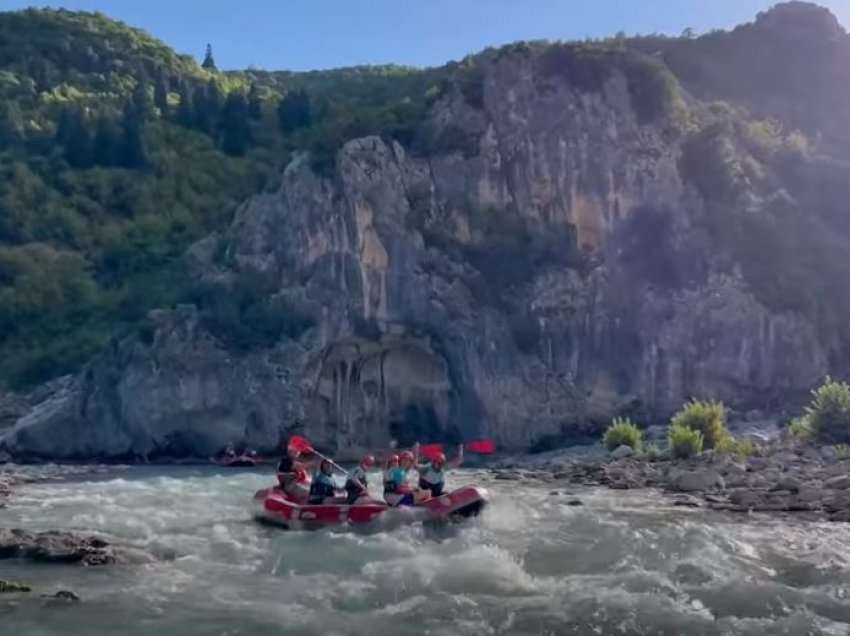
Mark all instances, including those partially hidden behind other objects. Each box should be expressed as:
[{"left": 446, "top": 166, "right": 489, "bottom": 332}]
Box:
[{"left": 2, "top": 466, "right": 850, "bottom": 635}]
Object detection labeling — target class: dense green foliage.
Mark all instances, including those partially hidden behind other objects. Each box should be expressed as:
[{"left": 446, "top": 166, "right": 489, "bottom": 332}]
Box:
[
  {"left": 787, "top": 416, "right": 814, "bottom": 441},
  {"left": 603, "top": 418, "right": 642, "bottom": 451},
  {"left": 670, "top": 400, "right": 728, "bottom": 450},
  {"left": 0, "top": 8, "right": 467, "bottom": 389},
  {"left": 715, "top": 435, "right": 756, "bottom": 459},
  {"left": 184, "top": 270, "right": 316, "bottom": 351},
  {"left": 804, "top": 378, "right": 850, "bottom": 444},
  {"left": 668, "top": 424, "right": 703, "bottom": 459},
  {"left": 1, "top": 4, "right": 849, "bottom": 397}
]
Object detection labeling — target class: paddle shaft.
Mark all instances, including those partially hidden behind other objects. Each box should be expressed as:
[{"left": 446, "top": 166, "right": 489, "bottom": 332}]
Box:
[{"left": 310, "top": 449, "right": 350, "bottom": 477}]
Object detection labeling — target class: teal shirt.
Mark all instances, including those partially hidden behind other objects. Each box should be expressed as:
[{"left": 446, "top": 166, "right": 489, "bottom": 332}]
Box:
[
  {"left": 314, "top": 472, "right": 336, "bottom": 488},
  {"left": 385, "top": 467, "right": 408, "bottom": 491}
]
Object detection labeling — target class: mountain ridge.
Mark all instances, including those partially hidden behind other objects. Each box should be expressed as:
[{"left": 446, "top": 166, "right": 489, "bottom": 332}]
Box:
[{"left": 1, "top": 2, "right": 849, "bottom": 458}]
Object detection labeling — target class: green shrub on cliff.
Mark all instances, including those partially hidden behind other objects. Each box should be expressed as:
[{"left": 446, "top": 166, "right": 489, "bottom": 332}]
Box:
[
  {"left": 670, "top": 399, "right": 728, "bottom": 449},
  {"left": 603, "top": 417, "right": 642, "bottom": 451},
  {"left": 715, "top": 435, "right": 756, "bottom": 459},
  {"left": 805, "top": 377, "right": 850, "bottom": 444},
  {"left": 787, "top": 417, "right": 813, "bottom": 441},
  {"left": 668, "top": 424, "right": 703, "bottom": 459}
]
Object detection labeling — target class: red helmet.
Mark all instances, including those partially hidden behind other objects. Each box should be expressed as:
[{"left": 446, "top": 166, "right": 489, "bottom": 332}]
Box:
[
  {"left": 361, "top": 454, "right": 375, "bottom": 468},
  {"left": 432, "top": 452, "right": 447, "bottom": 466},
  {"left": 387, "top": 454, "right": 399, "bottom": 466},
  {"left": 399, "top": 450, "right": 415, "bottom": 464}
]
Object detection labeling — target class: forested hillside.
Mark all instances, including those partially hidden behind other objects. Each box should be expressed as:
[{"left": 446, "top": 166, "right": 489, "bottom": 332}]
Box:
[
  {"left": 0, "top": 9, "right": 469, "bottom": 389},
  {"left": 0, "top": 1, "right": 849, "bottom": 415}
]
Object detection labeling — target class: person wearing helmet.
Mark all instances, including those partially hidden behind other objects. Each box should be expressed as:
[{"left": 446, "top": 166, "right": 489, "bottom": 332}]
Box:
[
  {"left": 417, "top": 445, "right": 464, "bottom": 498},
  {"left": 308, "top": 459, "right": 341, "bottom": 504},
  {"left": 345, "top": 454, "right": 375, "bottom": 504},
  {"left": 382, "top": 453, "right": 399, "bottom": 490},
  {"left": 383, "top": 450, "right": 416, "bottom": 506},
  {"left": 277, "top": 441, "right": 312, "bottom": 501}
]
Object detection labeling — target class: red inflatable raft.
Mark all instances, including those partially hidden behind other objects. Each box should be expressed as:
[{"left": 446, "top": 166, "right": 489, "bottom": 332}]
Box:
[
  {"left": 215, "top": 455, "right": 258, "bottom": 468},
  {"left": 252, "top": 486, "right": 488, "bottom": 530}
]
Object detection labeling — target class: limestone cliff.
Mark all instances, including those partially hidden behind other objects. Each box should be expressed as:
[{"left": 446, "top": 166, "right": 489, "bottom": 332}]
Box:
[{"left": 2, "top": 3, "right": 849, "bottom": 460}]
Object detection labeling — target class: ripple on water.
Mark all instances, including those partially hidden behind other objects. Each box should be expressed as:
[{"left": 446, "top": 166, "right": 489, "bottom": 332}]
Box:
[{"left": 3, "top": 467, "right": 850, "bottom": 635}]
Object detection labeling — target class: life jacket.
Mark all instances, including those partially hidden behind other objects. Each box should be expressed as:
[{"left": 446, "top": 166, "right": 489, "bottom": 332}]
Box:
[
  {"left": 384, "top": 467, "right": 410, "bottom": 494},
  {"left": 419, "top": 462, "right": 445, "bottom": 486},
  {"left": 309, "top": 472, "right": 337, "bottom": 501},
  {"left": 347, "top": 466, "right": 368, "bottom": 489}
]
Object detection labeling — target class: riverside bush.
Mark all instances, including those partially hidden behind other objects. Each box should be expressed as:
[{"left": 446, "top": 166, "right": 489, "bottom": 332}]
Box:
[
  {"left": 670, "top": 399, "right": 728, "bottom": 449},
  {"left": 668, "top": 424, "right": 703, "bottom": 459},
  {"left": 805, "top": 378, "right": 850, "bottom": 444},
  {"left": 603, "top": 417, "right": 642, "bottom": 451},
  {"left": 643, "top": 442, "right": 661, "bottom": 462},
  {"left": 716, "top": 436, "right": 756, "bottom": 459},
  {"left": 788, "top": 417, "right": 813, "bottom": 441}
]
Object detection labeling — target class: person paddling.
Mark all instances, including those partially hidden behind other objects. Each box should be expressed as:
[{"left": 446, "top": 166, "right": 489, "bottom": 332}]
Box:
[
  {"left": 276, "top": 440, "right": 313, "bottom": 501},
  {"left": 417, "top": 444, "right": 463, "bottom": 498},
  {"left": 345, "top": 454, "right": 375, "bottom": 504},
  {"left": 308, "top": 459, "right": 342, "bottom": 504},
  {"left": 383, "top": 450, "right": 420, "bottom": 507}
]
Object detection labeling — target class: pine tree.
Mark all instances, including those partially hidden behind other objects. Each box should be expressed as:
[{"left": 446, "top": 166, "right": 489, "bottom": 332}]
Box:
[
  {"left": 202, "top": 44, "right": 217, "bottom": 71},
  {"left": 195, "top": 80, "right": 222, "bottom": 134},
  {"left": 247, "top": 83, "right": 263, "bottom": 120},
  {"left": 206, "top": 79, "right": 222, "bottom": 115},
  {"left": 120, "top": 101, "right": 148, "bottom": 169},
  {"left": 192, "top": 85, "right": 211, "bottom": 133},
  {"left": 0, "top": 100, "right": 25, "bottom": 146},
  {"left": 219, "top": 92, "right": 252, "bottom": 156},
  {"left": 30, "top": 59, "right": 52, "bottom": 93},
  {"left": 278, "top": 89, "right": 312, "bottom": 133},
  {"left": 93, "top": 115, "right": 120, "bottom": 167},
  {"left": 55, "top": 107, "right": 92, "bottom": 169},
  {"left": 54, "top": 107, "right": 76, "bottom": 147},
  {"left": 154, "top": 72, "right": 170, "bottom": 117},
  {"left": 131, "top": 74, "right": 152, "bottom": 120},
  {"left": 176, "top": 82, "right": 195, "bottom": 128}
]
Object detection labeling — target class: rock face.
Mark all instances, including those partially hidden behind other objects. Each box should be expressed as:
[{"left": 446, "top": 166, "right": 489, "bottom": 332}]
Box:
[{"left": 2, "top": 7, "right": 849, "bottom": 460}]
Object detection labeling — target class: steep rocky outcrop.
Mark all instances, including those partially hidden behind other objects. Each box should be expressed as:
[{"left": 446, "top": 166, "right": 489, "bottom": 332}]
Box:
[{"left": 2, "top": 3, "right": 849, "bottom": 460}]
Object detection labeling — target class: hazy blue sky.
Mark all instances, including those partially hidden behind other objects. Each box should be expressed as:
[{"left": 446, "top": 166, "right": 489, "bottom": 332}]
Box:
[{"left": 3, "top": 0, "right": 849, "bottom": 71}]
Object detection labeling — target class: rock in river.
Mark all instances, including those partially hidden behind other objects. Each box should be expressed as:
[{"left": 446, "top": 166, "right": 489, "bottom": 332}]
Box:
[
  {"left": 0, "top": 528, "right": 153, "bottom": 566},
  {"left": 0, "top": 580, "right": 31, "bottom": 593}
]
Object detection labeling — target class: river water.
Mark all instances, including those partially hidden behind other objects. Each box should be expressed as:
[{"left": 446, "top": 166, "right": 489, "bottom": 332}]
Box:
[{"left": 2, "top": 466, "right": 850, "bottom": 635}]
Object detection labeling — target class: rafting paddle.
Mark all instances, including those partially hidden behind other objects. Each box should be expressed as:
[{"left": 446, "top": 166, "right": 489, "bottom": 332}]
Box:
[
  {"left": 287, "top": 435, "right": 349, "bottom": 476},
  {"left": 466, "top": 440, "right": 495, "bottom": 455},
  {"left": 417, "top": 440, "right": 496, "bottom": 458}
]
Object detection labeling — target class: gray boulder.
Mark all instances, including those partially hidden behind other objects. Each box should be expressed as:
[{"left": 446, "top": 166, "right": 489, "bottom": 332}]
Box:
[
  {"left": 671, "top": 470, "right": 725, "bottom": 493},
  {"left": 611, "top": 445, "right": 635, "bottom": 460}
]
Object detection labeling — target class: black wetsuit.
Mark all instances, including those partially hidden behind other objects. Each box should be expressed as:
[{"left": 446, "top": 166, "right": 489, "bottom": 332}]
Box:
[
  {"left": 277, "top": 456, "right": 294, "bottom": 474},
  {"left": 344, "top": 466, "right": 368, "bottom": 504}
]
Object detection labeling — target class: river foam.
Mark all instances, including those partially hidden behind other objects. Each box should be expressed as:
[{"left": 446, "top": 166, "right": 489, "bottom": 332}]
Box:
[{"left": 2, "top": 466, "right": 850, "bottom": 635}]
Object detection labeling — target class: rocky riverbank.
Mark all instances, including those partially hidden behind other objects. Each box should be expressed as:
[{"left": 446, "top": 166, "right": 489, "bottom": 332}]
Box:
[
  {"left": 492, "top": 440, "right": 850, "bottom": 522},
  {"left": 0, "top": 528, "right": 154, "bottom": 566}
]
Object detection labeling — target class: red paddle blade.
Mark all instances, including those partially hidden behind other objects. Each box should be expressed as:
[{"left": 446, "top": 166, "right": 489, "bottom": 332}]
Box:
[
  {"left": 419, "top": 444, "right": 444, "bottom": 460},
  {"left": 467, "top": 440, "right": 495, "bottom": 455},
  {"left": 288, "top": 435, "right": 313, "bottom": 454}
]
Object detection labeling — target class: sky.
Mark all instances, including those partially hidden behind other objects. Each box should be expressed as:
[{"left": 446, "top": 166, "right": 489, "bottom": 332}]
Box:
[{"left": 2, "top": 0, "right": 850, "bottom": 71}]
